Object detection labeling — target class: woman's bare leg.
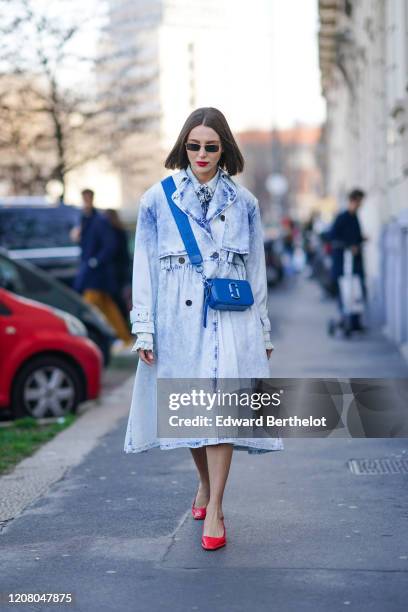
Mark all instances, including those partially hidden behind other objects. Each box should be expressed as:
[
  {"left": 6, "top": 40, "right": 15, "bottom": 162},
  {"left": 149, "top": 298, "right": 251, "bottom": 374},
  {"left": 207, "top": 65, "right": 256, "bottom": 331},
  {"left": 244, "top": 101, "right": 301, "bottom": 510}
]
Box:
[
  {"left": 190, "top": 447, "right": 210, "bottom": 507},
  {"left": 203, "top": 443, "right": 233, "bottom": 537}
]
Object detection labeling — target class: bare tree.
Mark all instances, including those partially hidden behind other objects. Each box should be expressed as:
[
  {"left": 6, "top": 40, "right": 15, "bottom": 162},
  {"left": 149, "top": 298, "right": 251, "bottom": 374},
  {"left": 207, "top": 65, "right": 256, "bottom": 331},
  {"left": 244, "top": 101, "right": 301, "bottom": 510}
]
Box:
[
  {"left": 94, "top": 3, "right": 161, "bottom": 181},
  {"left": 0, "top": 0, "right": 159, "bottom": 197}
]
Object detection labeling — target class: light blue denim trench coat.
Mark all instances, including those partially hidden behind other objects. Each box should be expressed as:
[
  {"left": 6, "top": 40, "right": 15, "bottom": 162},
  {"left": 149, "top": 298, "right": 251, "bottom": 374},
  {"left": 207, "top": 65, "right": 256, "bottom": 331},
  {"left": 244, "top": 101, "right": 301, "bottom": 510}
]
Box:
[{"left": 124, "top": 167, "right": 284, "bottom": 454}]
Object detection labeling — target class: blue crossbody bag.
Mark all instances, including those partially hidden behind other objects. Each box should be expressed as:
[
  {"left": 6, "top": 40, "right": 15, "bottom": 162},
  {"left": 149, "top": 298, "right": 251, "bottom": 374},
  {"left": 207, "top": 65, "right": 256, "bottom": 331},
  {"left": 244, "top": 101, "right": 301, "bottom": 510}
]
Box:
[{"left": 161, "top": 176, "right": 254, "bottom": 328}]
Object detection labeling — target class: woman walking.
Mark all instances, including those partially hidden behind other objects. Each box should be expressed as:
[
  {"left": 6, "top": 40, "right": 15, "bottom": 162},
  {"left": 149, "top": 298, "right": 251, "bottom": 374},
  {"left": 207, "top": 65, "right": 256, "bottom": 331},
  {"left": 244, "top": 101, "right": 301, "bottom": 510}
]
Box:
[{"left": 124, "top": 107, "right": 284, "bottom": 550}]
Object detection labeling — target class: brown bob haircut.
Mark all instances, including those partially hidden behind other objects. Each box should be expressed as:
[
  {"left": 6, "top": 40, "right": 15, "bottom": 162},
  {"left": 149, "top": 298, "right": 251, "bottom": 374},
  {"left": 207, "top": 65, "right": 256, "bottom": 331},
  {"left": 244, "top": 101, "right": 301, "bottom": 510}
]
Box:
[{"left": 164, "top": 107, "right": 244, "bottom": 176}]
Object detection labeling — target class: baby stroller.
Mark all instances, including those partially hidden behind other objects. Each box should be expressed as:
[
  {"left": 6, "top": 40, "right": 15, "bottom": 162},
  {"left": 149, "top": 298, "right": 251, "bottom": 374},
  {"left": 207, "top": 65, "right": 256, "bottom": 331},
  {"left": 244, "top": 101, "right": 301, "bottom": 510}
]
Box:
[{"left": 328, "top": 249, "right": 365, "bottom": 338}]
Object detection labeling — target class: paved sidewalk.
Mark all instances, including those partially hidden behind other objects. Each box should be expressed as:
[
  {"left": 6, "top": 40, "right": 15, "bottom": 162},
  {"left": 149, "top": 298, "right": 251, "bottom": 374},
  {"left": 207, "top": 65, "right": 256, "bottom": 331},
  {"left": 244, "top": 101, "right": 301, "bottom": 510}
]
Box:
[
  {"left": 0, "top": 379, "right": 134, "bottom": 528},
  {"left": 268, "top": 275, "right": 408, "bottom": 378},
  {"left": 0, "top": 276, "right": 407, "bottom": 612}
]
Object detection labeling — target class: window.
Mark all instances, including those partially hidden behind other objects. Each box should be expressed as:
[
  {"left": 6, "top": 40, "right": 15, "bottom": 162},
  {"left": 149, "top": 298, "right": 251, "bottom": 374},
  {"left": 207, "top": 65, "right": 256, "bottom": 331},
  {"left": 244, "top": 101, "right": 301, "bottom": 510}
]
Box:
[
  {"left": 0, "top": 256, "right": 49, "bottom": 293},
  {"left": 0, "top": 257, "right": 25, "bottom": 293},
  {"left": 0, "top": 206, "right": 80, "bottom": 250}
]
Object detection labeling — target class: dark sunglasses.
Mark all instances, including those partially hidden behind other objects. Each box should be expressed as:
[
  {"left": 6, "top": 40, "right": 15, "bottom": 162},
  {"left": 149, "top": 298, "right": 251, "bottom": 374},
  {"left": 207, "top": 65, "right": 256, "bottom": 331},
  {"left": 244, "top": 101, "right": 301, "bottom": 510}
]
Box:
[{"left": 185, "top": 142, "right": 220, "bottom": 153}]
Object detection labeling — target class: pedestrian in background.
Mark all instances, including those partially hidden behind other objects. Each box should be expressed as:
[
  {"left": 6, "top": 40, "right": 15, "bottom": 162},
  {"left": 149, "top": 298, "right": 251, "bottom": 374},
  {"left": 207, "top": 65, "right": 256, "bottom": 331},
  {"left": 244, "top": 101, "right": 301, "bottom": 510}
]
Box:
[
  {"left": 302, "top": 212, "right": 318, "bottom": 276},
  {"left": 281, "top": 215, "right": 298, "bottom": 276},
  {"left": 104, "top": 208, "right": 132, "bottom": 327},
  {"left": 71, "top": 189, "right": 133, "bottom": 346},
  {"left": 124, "top": 107, "right": 283, "bottom": 551},
  {"left": 329, "top": 188, "right": 367, "bottom": 331}
]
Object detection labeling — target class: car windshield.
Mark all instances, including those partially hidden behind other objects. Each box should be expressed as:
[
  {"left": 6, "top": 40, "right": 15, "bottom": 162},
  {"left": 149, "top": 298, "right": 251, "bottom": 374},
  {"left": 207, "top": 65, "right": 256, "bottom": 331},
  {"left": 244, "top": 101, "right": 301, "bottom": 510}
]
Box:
[{"left": 0, "top": 205, "right": 81, "bottom": 249}]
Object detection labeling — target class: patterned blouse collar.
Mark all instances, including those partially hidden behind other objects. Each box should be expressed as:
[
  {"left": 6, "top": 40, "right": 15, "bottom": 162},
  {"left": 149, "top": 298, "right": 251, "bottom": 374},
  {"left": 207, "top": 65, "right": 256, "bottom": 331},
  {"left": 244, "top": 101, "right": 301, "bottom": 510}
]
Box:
[{"left": 186, "top": 164, "right": 220, "bottom": 194}]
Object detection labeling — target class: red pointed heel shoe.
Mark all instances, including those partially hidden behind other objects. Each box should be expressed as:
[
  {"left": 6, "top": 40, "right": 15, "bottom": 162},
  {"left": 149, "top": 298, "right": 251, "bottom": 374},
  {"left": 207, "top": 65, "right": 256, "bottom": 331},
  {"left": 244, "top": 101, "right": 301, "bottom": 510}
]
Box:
[
  {"left": 201, "top": 519, "right": 227, "bottom": 551},
  {"left": 191, "top": 497, "right": 207, "bottom": 520}
]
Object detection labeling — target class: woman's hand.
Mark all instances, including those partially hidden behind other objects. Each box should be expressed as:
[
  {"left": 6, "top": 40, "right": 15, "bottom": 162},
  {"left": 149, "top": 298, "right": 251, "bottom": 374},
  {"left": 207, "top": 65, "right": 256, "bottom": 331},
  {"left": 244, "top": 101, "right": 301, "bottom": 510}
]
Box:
[
  {"left": 266, "top": 348, "right": 273, "bottom": 360},
  {"left": 137, "top": 349, "right": 155, "bottom": 365}
]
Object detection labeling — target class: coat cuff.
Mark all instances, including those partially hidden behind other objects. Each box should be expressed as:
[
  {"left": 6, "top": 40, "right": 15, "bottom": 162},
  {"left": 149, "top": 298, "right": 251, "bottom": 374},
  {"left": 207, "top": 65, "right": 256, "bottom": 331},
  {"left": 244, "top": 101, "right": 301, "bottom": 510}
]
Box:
[
  {"left": 131, "top": 322, "right": 155, "bottom": 334},
  {"left": 131, "top": 332, "right": 154, "bottom": 352},
  {"left": 264, "top": 330, "right": 274, "bottom": 350},
  {"left": 130, "top": 307, "right": 155, "bottom": 333}
]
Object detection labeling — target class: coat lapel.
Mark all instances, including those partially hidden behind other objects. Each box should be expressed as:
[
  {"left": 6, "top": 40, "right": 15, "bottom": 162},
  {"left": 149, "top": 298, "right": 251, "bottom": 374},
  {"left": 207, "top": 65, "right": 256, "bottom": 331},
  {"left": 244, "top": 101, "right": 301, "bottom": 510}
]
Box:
[
  {"left": 169, "top": 168, "right": 237, "bottom": 240},
  {"left": 170, "top": 169, "right": 206, "bottom": 229},
  {"left": 206, "top": 169, "right": 237, "bottom": 222}
]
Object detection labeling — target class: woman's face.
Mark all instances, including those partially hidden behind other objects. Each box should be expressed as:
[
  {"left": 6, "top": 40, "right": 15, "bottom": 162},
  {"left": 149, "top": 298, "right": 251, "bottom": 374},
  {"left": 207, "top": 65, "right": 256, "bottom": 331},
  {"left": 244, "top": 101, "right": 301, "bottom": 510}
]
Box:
[{"left": 185, "top": 124, "right": 223, "bottom": 182}]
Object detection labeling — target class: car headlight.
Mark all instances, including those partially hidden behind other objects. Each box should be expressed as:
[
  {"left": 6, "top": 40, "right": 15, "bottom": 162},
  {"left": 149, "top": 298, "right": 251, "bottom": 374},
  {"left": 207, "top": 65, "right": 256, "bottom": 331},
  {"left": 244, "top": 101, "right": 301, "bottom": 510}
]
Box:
[{"left": 51, "top": 307, "right": 88, "bottom": 337}]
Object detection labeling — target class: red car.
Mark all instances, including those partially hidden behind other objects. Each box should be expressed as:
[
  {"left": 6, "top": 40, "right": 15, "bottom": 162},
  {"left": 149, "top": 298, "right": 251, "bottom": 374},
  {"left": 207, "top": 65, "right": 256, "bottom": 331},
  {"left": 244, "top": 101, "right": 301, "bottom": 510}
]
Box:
[{"left": 0, "top": 288, "right": 102, "bottom": 419}]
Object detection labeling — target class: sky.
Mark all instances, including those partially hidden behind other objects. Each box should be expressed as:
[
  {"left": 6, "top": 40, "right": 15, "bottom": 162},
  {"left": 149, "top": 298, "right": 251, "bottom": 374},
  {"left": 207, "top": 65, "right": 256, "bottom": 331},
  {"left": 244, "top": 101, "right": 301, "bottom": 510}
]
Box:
[
  {"left": 268, "top": 0, "right": 326, "bottom": 128},
  {"left": 172, "top": 0, "right": 327, "bottom": 131},
  {"left": 212, "top": 0, "right": 326, "bottom": 130}
]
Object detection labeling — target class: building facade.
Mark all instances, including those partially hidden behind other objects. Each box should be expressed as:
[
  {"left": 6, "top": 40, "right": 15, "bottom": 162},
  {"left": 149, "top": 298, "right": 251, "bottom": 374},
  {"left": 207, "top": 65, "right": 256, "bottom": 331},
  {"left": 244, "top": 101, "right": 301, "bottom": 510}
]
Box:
[
  {"left": 84, "top": 0, "right": 276, "bottom": 217},
  {"left": 318, "top": 0, "right": 408, "bottom": 356}
]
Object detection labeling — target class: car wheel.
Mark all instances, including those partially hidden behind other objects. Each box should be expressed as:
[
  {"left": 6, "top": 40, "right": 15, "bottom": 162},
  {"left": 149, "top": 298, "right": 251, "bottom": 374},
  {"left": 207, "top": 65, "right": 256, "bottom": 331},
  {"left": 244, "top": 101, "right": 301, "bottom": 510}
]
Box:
[{"left": 11, "top": 355, "right": 83, "bottom": 419}]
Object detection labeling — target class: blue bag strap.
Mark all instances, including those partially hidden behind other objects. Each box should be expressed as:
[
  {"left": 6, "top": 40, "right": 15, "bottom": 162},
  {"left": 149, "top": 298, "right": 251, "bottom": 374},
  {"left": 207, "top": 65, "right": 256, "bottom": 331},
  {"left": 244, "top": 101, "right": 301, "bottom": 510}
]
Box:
[{"left": 161, "top": 176, "right": 203, "bottom": 266}]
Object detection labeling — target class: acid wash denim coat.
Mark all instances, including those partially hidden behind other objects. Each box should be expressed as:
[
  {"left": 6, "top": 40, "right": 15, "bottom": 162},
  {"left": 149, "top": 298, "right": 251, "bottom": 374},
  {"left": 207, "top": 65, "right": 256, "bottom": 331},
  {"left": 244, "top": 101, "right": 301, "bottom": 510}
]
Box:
[{"left": 124, "top": 167, "right": 284, "bottom": 455}]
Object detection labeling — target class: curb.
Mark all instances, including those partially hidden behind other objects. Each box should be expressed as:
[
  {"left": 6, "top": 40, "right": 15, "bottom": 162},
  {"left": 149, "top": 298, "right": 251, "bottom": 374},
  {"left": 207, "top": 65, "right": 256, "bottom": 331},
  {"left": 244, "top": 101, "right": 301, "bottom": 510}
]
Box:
[{"left": 0, "top": 374, "right": 135, "bottom": 528}]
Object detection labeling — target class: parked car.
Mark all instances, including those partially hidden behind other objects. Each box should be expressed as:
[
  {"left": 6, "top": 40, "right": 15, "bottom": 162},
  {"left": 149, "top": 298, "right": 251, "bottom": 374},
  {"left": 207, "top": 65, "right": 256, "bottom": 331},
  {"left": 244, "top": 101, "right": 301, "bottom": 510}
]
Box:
[
  {"left": 0, "top": 249, "right": 115, "bottom": 365},
  {"left": 0, "top": 288, "right": 102, "bottom": 419},
  {"left": 0, "top": 198, "right": 81, "bottom": 285}
]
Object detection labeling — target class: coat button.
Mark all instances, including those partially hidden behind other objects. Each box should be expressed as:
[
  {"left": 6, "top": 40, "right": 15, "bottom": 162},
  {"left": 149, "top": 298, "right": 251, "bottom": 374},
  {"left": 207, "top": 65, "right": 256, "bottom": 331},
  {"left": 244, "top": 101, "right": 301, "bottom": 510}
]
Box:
[
  {"left": 178, "top": 257, "right": 185, "bottom": 263},
  {"left": 220, "top": 214, "right": 225, "bottom": 221},
  {"left": 185, "top": 299, "right": 192, "bottom": 306}
]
